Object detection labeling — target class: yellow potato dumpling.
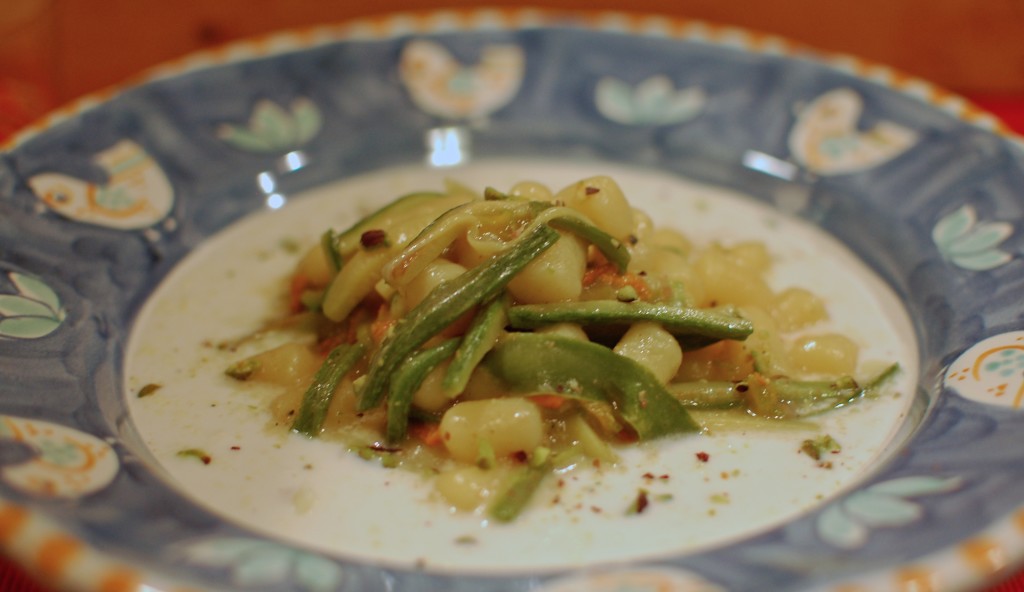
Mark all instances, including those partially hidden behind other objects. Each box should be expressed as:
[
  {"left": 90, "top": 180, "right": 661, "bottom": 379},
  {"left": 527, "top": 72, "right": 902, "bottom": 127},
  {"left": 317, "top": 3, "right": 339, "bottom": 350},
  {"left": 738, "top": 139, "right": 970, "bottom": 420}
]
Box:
[
  {"left": 508, "top": 180, "right": 554, "bottom": 202},
  {"left": 244, "top": 342, "right": 322, "bottom": 387},
  {"left": 651, "top": 227, "right": 693, "bottom": 256},
  {"left": 507, "top": 232, "right": 587, "bottom": 304},
  {"left": 786, "top": 333, "right": 860, "bottom": 376},
  {"left": 724, "top": 241, "right": 773, "bottom": 276},
  {"left": 435, "top": 465, "right": 509, "bottom": 511},
  {"left": 693, "top": 246, "right": 774, "bottom": 309},
  {"left": 772, "top": 287, "right": 829, "bottom": 332},
  {"left": 554, "top": 175, "right": 634, "bottom": 241},
  {"left": 613, "top": 322, "right": 683, "bottom": 384},
  {"left": 439, "top": 398, "right": 544, "bottom": 464},
  {"left": 404, "top": 259, "right": 468, "bottom": 310}
]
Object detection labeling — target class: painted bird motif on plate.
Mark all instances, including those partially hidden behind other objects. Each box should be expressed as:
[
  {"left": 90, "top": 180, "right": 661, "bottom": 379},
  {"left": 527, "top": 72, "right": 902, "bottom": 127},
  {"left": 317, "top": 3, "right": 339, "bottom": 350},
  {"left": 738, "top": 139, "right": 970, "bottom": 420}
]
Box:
[{"left": 27, "top": 139, "right": 174, "bottom": 230}]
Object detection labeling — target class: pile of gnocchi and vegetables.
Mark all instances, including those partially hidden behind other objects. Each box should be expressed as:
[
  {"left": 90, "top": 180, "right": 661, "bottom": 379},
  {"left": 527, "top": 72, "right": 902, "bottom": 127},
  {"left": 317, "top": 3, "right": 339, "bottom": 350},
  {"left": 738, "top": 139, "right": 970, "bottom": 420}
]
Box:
[{"left": 225, "top": 176, "right": 897, "bottom": 522}]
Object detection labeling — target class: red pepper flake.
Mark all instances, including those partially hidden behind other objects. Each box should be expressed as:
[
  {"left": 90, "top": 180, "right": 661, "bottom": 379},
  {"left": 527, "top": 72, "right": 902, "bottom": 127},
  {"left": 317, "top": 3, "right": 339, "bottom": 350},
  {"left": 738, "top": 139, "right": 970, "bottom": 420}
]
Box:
[
  {"left": 626, "top": 489, "right": 650, "bottom": 515},
  {"left": 696, "top": 451, "right": 710, "bottom": 462},
  {"left": 360, "top": 229, "right": 388, "bottom": 248},
  {"left": 230, "top": 446, "right": 241, "bottom": 451},
  {"left": 584, "top": 186, "right": 600, "bottom": 195},
  {"left": 511, "top": 450, "right": 529, "bottom": 463}
]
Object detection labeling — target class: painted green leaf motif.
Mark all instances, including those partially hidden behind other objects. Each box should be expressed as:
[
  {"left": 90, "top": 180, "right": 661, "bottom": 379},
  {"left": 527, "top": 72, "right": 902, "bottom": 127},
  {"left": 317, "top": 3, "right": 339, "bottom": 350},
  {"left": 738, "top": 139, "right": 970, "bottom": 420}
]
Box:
[
  {"left": 842, "top": 492, "right": 921, "bottom": 527},
  {"left": 10, "top": 272, "right": 62, "bottom": 312},
  {"left": 933, "top": 205, "right": 1013, "bottom": 271},
  {"left": 868, "top": 475, "right": 963, "bottom": 497},
  {"left": 0, "top": 272, "right": 65, "bottom": 339},
  {"left": 0, "top": 316, "right": 62, "bottom": 339},
  {"left": 595, "top": 75, "right": 706, "bottom": 126},
  {"left": 816, "top": 504, "right": 867, "bottom": 549},
  {"left": 816, "top": 474, "right": 962, "bottom": 549},
  {"left": 218, "top": 98, "right": 323, "bottom": 153},
  {"left": 0, "top": 294, "right": 55, "bottom": 318},
  {"left": 181, "top": 537, "right": 342, "bottom": 592}
]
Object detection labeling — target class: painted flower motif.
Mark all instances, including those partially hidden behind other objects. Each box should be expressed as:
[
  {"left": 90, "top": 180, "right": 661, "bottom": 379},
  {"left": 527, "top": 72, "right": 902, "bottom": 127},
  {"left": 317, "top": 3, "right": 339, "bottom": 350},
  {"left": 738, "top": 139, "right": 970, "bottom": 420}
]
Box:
[
  {"left": 932, "top": 204, "right": 1013, "bottom": 271},
  {"left": 0, "top": 415, "right": 119, "bottom": 497},
  {"left": 946, "top": 331, "right": 1024, "bottom": 408},
  {"left": 595, "top": 75, "right": 706, "bottom": 126},
  {"left": 27, "top": 140, "right": 175, "bottom": 230},
  {"left": 0, "top": 271, "right": 65, "bottom": 340},
  {"left": 218, "top": 98, "right": 323, "bottom": 153},
  {"left": 789, "top": 88, "right": 917, "bottom": 175},
  {"left": 817, "top": 476, "right": 962, "bottom": 549},
  {"left": 399, "top": 39, "right": 525, "bottom": 121},
  {"left": 180, "top": 538, "right": 343, "bottom": 592}
]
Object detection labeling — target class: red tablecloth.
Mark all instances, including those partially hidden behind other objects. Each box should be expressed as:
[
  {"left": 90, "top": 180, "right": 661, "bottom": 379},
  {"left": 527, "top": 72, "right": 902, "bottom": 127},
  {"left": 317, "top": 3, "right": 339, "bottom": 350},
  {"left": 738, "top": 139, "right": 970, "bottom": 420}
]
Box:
[{"left": 0, "top": 92, "right": 1022, "bottom": 592}]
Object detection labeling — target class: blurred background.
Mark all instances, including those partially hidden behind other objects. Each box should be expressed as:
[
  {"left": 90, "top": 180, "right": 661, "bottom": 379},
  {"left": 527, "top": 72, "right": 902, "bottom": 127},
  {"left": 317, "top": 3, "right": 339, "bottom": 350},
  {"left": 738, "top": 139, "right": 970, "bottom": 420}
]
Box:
[{"left": 1, "top": 0, "right": 1024, "bottom": 141}]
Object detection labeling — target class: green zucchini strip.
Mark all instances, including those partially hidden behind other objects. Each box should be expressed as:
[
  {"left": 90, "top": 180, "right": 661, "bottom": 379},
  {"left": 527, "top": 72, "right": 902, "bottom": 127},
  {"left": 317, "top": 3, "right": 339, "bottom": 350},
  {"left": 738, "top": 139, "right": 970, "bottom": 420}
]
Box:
[
  {"left": 382, "top": 200, "right": 537, "bottom": 287},
  {"left": 329, "top": 191, "right": 447, "bottom": 261},
  {"left": 667, "top": 362, "right": 900, "bottom": 416},
  {"left": 483, "top": 332, "right": 701, "bottom": 439},
  {"left": 320, "top": 229, "right": 342, "bottom": 272},
  {"left": 507, "top": 301, "right": 753, "bottom": 342},
  {"left": 358, "top": 224, "right": 561, "bottom": 411},
  {"left": 442, "top": 296, "right": 508, "bottom": 398},
  {"left": 291, "top": 342, "right": 367, "bottom": 437},
  {"left": 385, "top": 338, "right": 461, "bottom": 443},
  {"left": 489, "top": 462, "right": 550, "bottom": 523}
]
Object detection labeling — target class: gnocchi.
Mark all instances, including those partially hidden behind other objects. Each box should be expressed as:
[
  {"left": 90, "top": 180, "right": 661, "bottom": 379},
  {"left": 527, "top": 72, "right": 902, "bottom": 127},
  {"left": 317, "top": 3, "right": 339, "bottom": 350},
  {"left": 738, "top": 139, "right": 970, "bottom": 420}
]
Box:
[{"left": 226, "top": 176, "right": 897, "bottom": 521}]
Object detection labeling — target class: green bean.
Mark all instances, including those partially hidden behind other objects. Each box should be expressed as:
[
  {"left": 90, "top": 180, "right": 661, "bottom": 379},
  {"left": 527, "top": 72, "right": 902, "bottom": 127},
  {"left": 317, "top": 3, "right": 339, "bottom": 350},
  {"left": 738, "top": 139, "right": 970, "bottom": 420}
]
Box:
[
  {"left": 291, "top": 342, "right": 367, "bottom": 437},
  {"left": 358, "top": 224, "right": 560, "bottom": 411},
  {"left": 507, "top": 301, "right": 753, "bottom": 344},
  {"left": 442, "top": 296, "right": 507, "bottom": 398},
  {"left": 385, "top": 338, "right": 461, "bottom": 443},
  {"left": 483, "top": 332, "right": 700, "bottom": 439}
]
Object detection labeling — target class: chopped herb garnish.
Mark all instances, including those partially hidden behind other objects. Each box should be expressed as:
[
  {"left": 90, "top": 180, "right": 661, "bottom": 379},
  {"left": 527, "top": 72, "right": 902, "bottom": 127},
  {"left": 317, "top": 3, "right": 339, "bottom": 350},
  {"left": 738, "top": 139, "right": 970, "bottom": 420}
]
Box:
[
  {"left": 225, "top": 358, "right": 261, "bottom": 381},
  {"left": 800, "top": 434, "right": 841, "bottom": 461},
  {"left": 177, "top": 448, "right": 212, "bottom": 465},
  {"left": 137, "top": 383, "right": 162, "bottom": 398}
]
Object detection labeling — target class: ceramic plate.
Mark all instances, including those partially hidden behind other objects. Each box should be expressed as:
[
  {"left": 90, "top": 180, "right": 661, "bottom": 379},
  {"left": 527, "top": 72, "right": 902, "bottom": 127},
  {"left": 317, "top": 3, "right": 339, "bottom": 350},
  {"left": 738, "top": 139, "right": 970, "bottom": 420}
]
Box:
[{"left": 2, "top": 9, "right": 1023, "bottom": 592}]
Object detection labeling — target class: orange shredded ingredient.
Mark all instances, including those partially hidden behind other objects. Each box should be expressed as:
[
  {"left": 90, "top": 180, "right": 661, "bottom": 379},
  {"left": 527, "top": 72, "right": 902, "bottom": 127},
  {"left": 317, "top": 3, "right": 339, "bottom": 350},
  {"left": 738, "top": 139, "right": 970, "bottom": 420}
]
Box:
[
  {"left": 529, "top": 394, "right": 568, "bottom": 409},
  {"left": 288, "top": 273, "right": 310, "bottom": 313},
  {"left": 409, "top": 422, "right": 443, "bottom": 446},
  {"left": 370, "top": 304, "right": 396, "bottom": 344},
  {"left": 582, "top": 260, "right": 652, "bottom": 300}
]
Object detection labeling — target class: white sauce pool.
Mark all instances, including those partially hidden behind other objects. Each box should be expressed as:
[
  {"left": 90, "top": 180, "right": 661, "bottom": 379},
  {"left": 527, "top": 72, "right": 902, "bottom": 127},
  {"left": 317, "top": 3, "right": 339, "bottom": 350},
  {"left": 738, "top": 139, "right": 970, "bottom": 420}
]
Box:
[{"left": 124, "top": 159, "right": 919, "bottom": 573}]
